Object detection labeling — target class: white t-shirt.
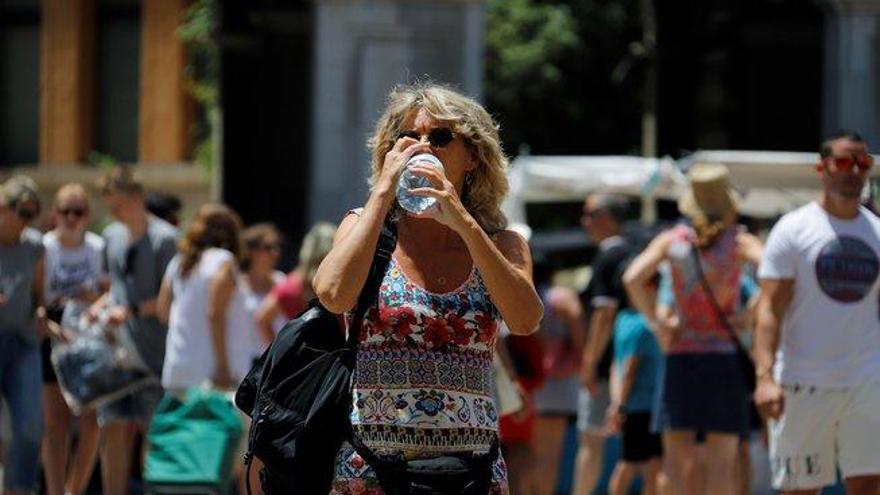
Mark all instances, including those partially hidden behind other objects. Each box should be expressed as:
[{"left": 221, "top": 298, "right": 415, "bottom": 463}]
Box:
[
  {"left": 239, "top": 270, "right": 286, "bottom": 358},
  {"left": 161, "top": 248, "right": 253, "bottom": 390},
  {"left": 758, "top": 202, "right": 880, "bottom": 387},
  {"left": 43, "top": 231, "right": 106, "bottom": 306}
]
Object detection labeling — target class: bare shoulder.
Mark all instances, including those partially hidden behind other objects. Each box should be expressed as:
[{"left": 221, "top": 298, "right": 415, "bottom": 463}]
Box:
[
  {"left": 736, "top": 231, "right": 762, "bottom": 247},
  {"left": 736, "top": 231, "right": 764, "bottom": 264},
  {"left": 488, "top": 229, "right": 531, "bottom": 268},
  {"left": 491, "top": 229, "right": 529, "bottom": 254},
  {"left": 211, "top": 258, "right": 238, "bottom": 287}
]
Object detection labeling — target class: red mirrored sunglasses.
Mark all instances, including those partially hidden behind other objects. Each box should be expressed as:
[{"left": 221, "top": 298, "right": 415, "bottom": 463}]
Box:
[{"left": 822, "top": 154, "right": 874, "bottom": 172}]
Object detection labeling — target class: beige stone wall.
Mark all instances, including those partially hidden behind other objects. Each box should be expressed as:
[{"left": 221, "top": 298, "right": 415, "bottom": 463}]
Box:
[
  {"left": 29, "top": 0, "right": 204, "bottom": 234},
  {"left": 39, "top": 0, "right": 193, "bottom": 166},
  {"left": 39, "top": 0, "right": 96, "bottom": 164},
  {"left": 139, "top": 0, "right": 192, "bottom": 163}
]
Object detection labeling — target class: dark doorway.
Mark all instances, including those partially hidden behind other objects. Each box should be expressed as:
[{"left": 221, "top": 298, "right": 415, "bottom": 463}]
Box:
[
  {"left": 220, "top": 1, "right": 312, "bottom": 268},
  {"left": 656, "top": 0, "right": 824, "bottom": 156},
  {"left": 0, "top": 1, "right": 40, "bottom": 166}
]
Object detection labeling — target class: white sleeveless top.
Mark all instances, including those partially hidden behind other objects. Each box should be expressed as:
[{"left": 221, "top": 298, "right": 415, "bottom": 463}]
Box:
[{"left": 162, "top": 248, "right": 252, "bottom": 390}]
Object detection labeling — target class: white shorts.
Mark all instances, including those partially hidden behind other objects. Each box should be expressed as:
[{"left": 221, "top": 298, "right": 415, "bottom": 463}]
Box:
[{"left": 769, "top": 381, "right": 880, "bottom": 490}]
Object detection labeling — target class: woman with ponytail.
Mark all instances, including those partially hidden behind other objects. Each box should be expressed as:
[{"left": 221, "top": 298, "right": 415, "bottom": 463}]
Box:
[{"left": 620, "top": 164, "right": 763, "bottom": 495}]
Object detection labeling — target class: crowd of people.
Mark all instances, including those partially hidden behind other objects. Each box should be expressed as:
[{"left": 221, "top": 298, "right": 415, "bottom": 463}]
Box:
[
  {"left": 0, "top": 81, "right": 878, "bottom": 495},
  {"left": 0, "top": 166, "right": 337, "bottom": 495},
  {"left": 500, "top": 130, "right": 880, "bottom": 495}
]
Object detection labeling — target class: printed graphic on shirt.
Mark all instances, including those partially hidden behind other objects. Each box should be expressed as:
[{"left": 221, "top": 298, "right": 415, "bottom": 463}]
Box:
[
  {"left": 49, "top": 258, "right": 97, "bottom": 298},
  {"left": 772, "top": 453, "right": 824, "bottom": 483},
  {"left": 814, "top": 236, "right": 879, "bottom": 303}
]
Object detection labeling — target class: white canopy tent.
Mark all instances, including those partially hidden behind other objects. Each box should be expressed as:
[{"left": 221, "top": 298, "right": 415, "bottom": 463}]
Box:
[
  {"left": 504, "top": 150, "right": 880, "bottom": 223},
  {"left": 503, "top": 155, "right": 685, "bottom": 226}
]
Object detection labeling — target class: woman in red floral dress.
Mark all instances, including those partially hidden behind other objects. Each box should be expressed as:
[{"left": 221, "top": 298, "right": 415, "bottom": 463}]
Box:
[{"left": 313, "top": 83, "right": 544, "bottom": 494}]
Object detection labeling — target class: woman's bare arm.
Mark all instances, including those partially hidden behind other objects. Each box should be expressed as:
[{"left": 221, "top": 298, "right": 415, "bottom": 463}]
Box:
[
  {"left": 313, "top": 139, "right": 431, "bottom": 314},
  {"left": 551, "top": 286, "right": 586, "bottom": 353},
  {"left": 255, "top": 294, "right": 283, "bottom": 345},
  {"left": 622, "top": 231, "right": 674, "bottom": 330},
  {"left": 208, "top": 260, "right": 236, "bottom": 388},
  {"left": 460, "top": 228, "right": 543, "bottom": 335},
  {"left": 157, "top": 275, "right": 172, "bottom": 326}
]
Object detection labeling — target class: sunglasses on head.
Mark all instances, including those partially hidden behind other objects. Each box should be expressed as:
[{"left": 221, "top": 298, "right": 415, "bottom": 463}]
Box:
[
  {"left": 822, "top": 153, "right": 874, "bottom": 172},
  {"left": 396, "top": 128, "right": 455, "bottom": 148},
  {"left": 58, "top": 207, "right": 87, "bottom": 219}
]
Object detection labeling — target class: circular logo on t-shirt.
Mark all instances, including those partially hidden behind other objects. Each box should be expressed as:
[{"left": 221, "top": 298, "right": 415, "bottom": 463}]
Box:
[{"left": 814, "top": 236, "right": 879, "bottom": 303}]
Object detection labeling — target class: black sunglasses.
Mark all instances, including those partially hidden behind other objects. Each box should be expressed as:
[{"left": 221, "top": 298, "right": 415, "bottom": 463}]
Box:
[
  {"left": 256, "top": 242, "right": 280, "bottom": 253},
  {"left": 58, "top": 207, "right": 88, "bottom": 219},
  {"left": 396, "top": 128, "right": 455, "bottom": 148}
]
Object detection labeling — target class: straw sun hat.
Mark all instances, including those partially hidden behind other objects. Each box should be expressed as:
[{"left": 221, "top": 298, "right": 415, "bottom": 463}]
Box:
[{"left": 677, "top": 163, "right": 740, "bottom": 220}]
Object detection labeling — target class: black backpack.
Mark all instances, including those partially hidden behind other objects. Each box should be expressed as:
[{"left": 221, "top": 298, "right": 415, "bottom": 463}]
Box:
[{"left": 235, "top": 221, "right": 396, "bottom": 494}]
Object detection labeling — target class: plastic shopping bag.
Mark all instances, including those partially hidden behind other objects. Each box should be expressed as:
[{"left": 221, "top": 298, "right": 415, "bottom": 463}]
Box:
[{"left": 51, "top": 309, "right": 156, "bottom": 414}]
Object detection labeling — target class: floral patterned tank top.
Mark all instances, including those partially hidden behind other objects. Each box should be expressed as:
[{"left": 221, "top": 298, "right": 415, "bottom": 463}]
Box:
[
  {"left": 667, "top": 224, "right": 741, "bottom": 354},
  {"left": 349, "top": 256, "right": 502, "bottom": 458}
]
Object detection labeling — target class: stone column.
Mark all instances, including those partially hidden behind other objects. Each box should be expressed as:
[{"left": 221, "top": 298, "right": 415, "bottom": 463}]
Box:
[
  {"left": 39, "top": 0, "right": 95, "bottom": 165},
  {"left": 139, "top": 0, "right": 191, "bottom": 163},
  {"left": 309, "top": 0, "right": 486, "bottom": 224},
  {"left": 823, "top": 0, "right": 880, "bottom": 147}
]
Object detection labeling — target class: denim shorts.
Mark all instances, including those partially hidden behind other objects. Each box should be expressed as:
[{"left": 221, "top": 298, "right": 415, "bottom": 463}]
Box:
[
  {"left": 653, "top": 353, "right": 749, "bottom": 435},
  {"left": 97, "top": 382, "right": 164, "bottom": 427},
  {"left": 0, "top": 333, "right": 43, "bottom": 491}
]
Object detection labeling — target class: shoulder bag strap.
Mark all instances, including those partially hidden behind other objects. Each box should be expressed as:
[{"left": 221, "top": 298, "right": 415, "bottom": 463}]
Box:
[
  {"left": 688, "top": 245, "right": 746, "bottom": 352},
  {"left": 346, "top": 218, "right": 398, "bottom": 349}
]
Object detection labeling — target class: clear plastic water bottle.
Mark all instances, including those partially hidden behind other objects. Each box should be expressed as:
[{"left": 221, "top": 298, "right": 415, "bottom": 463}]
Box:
[{"left": 397, "top": 153, "right": 444, "bottom": 214}]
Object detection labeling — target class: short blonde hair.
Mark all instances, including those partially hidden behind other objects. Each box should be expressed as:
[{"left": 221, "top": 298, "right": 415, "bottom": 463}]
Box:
[
  {"left": 298, "top": 222, "right": 337, "bottom": 286},
  {"left": 367, "top": 83, "right": 509, "bottom": 232},
  {"left": 54, "top": 183, "right": 90, "bottom": 207}
]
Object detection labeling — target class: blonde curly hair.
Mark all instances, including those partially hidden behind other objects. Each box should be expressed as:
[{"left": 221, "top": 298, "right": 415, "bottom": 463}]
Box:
[{"left": 367, "top": 83, "right": 509, "bottom": 233}]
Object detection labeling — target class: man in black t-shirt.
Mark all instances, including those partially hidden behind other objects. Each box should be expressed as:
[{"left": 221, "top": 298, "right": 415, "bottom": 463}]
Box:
[{"left": 572, "top": 194, "right": 633, "bottom": 495}]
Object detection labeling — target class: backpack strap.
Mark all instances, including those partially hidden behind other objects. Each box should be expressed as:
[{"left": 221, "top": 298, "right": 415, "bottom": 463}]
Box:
[{"left": 346, "top": 218, "right": 397, "bottom": 349}]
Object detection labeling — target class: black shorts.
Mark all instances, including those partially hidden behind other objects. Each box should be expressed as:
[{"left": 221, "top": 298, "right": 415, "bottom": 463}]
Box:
[{"left": 621, "top": 412, "right": 662, "bottom": 463}]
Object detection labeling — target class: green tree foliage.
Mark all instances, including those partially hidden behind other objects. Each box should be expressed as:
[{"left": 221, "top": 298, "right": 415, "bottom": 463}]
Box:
[
  {"left": 486, "top": 0, "right": 578, "bottom": 109},
  {"left": 179, "top": 0, "right": 219, "bottom": 173},
  {"left": 486, "top": 0, "right": 644, "bottom": 157}
]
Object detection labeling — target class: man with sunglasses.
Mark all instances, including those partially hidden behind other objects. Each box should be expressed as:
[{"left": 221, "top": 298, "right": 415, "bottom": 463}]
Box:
[
  {"left": 755, "top": 131, "right": 880, "bottom": 494},
  {"left": 87, "top": 166, "right": 179, "bottom": 495},
  {"left": 573, "top": 194, "right": 634, "bottom": 495},
  {"left": 0, "top": 175, "right": 51, "bottom": 495}
]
